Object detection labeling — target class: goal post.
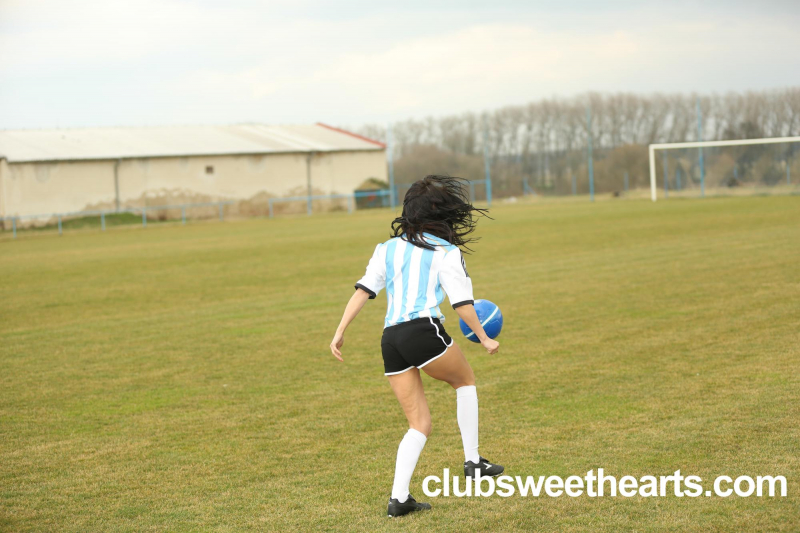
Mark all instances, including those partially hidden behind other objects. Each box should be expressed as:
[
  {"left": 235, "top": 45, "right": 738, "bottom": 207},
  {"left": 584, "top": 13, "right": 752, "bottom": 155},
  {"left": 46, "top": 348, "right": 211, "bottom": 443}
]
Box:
[{"left": 649, "top": 136, "right": 800, "bottom": 201}]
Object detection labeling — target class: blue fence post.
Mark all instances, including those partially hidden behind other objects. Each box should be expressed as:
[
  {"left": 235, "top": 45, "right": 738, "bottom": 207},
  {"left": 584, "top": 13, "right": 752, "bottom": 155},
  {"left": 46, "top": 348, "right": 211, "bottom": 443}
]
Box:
[
  {"left": 483, "top": 121, "right": 492, "bottom": 208},
  {"left": 662, "top": 151, "right": 669, "bottom": 199},
  {"left": 181, "top": 206, "right": 186, "bottom": 224},
  {"left": 586, "top": 107, "right": 594, "bottom": 202},
  {"left": 58, "top": 215, "right": 63, "bottom": 236},
  {"left": 624, "top": 171, "right": 629, "bottom": 192},
  {"left": 142, "top": 208, "right": 147, "bottom": 228},
  {"left": 696, "top": 97, "right": 705, "bottom": 197},
  {"left": 218, "top": 202, "right": 224, "bottom": 221},
  {"left": 12, "top": 218, "right": 17, "bottom": 239},
  {"left": 101, "top": 212, "right": 106, "bottom": 231},
  {"left": 306, "top": 152, "right": 314, "bottom": 216},
  {"left": 522, "top": 178, "right": 535, "bottom": 196}
]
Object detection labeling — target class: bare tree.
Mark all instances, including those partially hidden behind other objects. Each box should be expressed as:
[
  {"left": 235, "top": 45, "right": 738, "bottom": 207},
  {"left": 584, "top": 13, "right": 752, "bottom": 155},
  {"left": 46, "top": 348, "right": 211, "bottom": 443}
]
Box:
[{"left": 356, "top": 88, "right": 800, "bottom": 195}]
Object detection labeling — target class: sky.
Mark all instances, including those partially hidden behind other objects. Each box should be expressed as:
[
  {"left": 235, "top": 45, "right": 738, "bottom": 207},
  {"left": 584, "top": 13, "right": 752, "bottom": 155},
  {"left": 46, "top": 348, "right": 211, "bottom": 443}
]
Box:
[{"left": 0, "top": 0, "right": 798, "bottom": 130}]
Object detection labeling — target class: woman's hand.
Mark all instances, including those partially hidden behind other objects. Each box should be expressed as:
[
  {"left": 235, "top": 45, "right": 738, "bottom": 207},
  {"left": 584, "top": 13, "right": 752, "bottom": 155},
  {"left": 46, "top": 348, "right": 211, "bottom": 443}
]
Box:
[
  {"left": 330, "top": 289, "right": 371, "bottom": 363},
  {"left": 330, "top": 331, "right": 344, "bottom": 361},
  {"left": 481, "top": 337, "right": 499, "bottom": 355},
  {"left": 454, "top": 304, "right": 500, "bottom": 355}
]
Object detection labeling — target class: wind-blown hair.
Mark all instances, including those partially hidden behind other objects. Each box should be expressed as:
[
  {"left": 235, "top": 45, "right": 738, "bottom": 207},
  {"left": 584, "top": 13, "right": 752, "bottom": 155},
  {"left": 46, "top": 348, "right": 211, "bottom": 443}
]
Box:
[{"left": 390, "top": 175, "right": 490, "bottom": 252}]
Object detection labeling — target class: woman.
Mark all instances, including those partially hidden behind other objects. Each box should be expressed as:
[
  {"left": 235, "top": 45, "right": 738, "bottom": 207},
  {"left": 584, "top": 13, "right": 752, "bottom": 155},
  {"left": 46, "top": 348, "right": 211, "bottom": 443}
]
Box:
[{"left": 329, "top": 175, "right": 503, "bottom": 518}]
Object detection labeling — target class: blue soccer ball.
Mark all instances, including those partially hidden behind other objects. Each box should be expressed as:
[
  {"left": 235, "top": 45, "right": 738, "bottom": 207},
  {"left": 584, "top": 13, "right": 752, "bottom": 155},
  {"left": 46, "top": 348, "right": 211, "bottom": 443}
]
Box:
[{"left": 459, "top": 299, "right": 503, "bottom": 343}]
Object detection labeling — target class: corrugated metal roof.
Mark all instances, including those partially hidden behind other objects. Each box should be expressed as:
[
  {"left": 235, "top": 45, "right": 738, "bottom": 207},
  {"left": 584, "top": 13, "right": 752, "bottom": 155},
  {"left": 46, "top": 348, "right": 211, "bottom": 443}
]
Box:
[{"left": 0, "top": 123, "right": 385, "bottom": 163}]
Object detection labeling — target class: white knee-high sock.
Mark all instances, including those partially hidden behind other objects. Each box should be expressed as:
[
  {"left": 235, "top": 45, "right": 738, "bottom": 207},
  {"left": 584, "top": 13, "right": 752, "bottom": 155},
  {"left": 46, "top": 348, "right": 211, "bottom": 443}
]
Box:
[
  {"left": 391, "top": 428, "right": 427, "bottom": 502},
  {"left": 456, "top": 385, "right": 480, "bottom": 463}
]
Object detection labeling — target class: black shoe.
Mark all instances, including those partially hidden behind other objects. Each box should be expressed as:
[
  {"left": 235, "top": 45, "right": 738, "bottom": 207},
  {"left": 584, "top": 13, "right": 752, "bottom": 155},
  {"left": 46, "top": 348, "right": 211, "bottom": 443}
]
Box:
[
  {"left": 464, "top": 456, "right": 504, "bottom": 478},
  {"left": 387, "top": 493, "right": 431, "bottom": 517}
]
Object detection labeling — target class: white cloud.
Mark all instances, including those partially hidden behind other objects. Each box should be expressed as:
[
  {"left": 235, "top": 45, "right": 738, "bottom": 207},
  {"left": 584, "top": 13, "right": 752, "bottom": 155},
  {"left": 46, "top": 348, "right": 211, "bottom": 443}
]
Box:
[
  {"left": 0, "top": 1, "right": 798, "bottom": 129},
  {"left": 171, "top": 17, "right": 798, "bottom": 122}
]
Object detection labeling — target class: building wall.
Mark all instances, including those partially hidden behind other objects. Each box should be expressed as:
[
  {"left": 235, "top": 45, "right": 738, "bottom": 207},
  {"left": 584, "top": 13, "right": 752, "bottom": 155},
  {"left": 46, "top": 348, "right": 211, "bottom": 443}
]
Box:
[
  {"left": 0, "top": 158, "right": 7, "bottom": 219},
  {"left": 310, "top": 150, "right": 387, "bottom": 195},
  {"left": 1, "top": 159, "right": 115, "bottom": 219},
  {"left": 0, "top": 149, "right": 386, "bottom": 221},
  {"left": 116, "top": 152, "right": 311, "bottom": 206}
]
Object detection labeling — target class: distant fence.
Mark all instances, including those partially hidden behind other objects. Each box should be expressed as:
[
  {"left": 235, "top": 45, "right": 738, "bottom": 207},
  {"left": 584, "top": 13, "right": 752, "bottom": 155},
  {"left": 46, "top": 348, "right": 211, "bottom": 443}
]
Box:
[
  {"left": 0, "top": 181, "right": 496, "bottom": 240},
  {"left": 268, "top": 190, "right": 391, "bottom": 217},
  {"left": 1, "top": 201, "right": 236, "bottom": 239},
  {"left": 1, "top": 192, "right": 390, "bottom": 239}
]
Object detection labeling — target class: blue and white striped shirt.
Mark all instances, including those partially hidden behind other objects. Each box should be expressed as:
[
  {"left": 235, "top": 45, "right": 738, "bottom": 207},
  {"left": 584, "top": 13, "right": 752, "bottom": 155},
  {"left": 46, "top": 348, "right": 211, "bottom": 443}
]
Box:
[{"left": 355, "top": 233, "right": 474, "bottom": 328}]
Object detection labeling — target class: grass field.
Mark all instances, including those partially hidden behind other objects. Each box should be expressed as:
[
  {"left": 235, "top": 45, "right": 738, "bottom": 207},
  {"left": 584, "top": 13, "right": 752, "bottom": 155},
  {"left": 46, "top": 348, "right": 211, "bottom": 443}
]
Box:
[{"left": 1, "top": 196, "right": 799, "bottom": 532}]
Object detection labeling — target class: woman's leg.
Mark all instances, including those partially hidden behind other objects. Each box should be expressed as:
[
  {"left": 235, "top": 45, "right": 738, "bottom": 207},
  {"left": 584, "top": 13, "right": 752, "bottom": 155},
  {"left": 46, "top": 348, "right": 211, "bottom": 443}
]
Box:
[
  {"left": 420, "top": 343, "right": 481, "bottom": 463},
  {"left": 419, "top": 342, "right": 475, "bottom": 389},
  {"left": 387, "top": 368, "right": 431, "bottom": 436},
  {"left": 387, "top": 369, "right": 431, "bottom": 503}
]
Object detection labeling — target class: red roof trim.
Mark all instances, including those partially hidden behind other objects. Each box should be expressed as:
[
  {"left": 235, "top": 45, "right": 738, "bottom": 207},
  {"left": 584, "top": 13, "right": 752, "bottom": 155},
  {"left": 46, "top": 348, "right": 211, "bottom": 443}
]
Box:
[{"left": 315, "top": 122, "right": 386, "bottom": 148}]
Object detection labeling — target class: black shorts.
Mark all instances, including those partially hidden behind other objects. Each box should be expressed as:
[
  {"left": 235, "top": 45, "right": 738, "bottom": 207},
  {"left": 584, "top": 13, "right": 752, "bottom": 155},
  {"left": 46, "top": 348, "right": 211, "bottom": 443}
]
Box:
[{"left": 381, "top": 317, "right": 454, "bottom": 375}]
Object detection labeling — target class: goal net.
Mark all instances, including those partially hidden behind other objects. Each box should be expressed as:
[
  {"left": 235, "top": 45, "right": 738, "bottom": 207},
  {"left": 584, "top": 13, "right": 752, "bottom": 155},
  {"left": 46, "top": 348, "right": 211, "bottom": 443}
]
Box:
[{"left": 648, "top": 136, "right": 800, "bottom": 201}]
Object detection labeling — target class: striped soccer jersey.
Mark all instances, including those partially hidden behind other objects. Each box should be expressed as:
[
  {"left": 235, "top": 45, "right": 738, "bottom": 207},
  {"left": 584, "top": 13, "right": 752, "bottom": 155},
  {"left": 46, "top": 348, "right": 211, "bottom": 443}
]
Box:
[{"left": 355, "top": 232, "right": 474, "bottom": 328}]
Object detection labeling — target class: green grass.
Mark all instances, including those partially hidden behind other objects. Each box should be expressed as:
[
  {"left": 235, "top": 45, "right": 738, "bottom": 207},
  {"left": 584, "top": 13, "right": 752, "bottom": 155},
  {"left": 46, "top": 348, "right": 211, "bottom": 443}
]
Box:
[{"left": 1, "top": 196, "right": 798, "bottom": 532}]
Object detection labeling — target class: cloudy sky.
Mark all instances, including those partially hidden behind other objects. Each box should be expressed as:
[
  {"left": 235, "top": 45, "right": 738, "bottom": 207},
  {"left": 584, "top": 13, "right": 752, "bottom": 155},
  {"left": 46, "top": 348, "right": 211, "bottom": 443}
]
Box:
[{"left": 0, "top": 0, "right": 798, "bottom": 130}]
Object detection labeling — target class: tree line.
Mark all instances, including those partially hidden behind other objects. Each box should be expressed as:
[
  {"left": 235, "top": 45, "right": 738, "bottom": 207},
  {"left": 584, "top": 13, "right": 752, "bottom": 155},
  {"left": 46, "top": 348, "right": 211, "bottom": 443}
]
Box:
[{"left": 358, "top": 88, "right": 800, "bottom": 196}]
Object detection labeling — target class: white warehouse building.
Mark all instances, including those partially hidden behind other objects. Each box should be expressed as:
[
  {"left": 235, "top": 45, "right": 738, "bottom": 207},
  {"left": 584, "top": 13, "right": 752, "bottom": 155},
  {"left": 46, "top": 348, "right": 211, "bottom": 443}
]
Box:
[{"left": 0, "top": 123, "right": 387, "bottom": 223}]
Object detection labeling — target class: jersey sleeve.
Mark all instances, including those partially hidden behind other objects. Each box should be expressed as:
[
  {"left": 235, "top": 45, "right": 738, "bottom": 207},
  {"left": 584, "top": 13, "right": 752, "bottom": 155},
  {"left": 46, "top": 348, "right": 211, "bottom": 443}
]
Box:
[
  {"left": 439, "top": 248, "right": 474, "bottom": 308},
  {"left": 354, "top": 243, "right": 386, "bottom": 299}
]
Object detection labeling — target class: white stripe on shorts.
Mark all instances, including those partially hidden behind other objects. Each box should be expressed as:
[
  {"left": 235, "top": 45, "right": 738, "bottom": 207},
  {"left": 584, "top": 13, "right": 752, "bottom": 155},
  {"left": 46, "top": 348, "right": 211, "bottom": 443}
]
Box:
[
  {"left": 384, "top": 365, "right": 414, "bottom": 376},
  {"left": 416, "top": 339, "right": 453, "bottom": 369}
]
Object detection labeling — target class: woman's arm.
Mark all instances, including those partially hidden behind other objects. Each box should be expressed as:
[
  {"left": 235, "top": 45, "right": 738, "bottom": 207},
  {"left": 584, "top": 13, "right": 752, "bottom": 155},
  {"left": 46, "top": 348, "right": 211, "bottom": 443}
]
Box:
[
  {"left": 330, "top": 288, "right": 372, "bottom": 361},
  {"left": 455, "top": 304, "right": 500, "bottom": 355}
]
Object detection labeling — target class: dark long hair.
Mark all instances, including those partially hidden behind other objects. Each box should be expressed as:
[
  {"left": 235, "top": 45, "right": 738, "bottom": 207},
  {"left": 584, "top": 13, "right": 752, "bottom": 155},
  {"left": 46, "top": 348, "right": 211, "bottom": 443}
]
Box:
[{"left": 390, "top": 175, "right": 490, "bottom": 252}]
